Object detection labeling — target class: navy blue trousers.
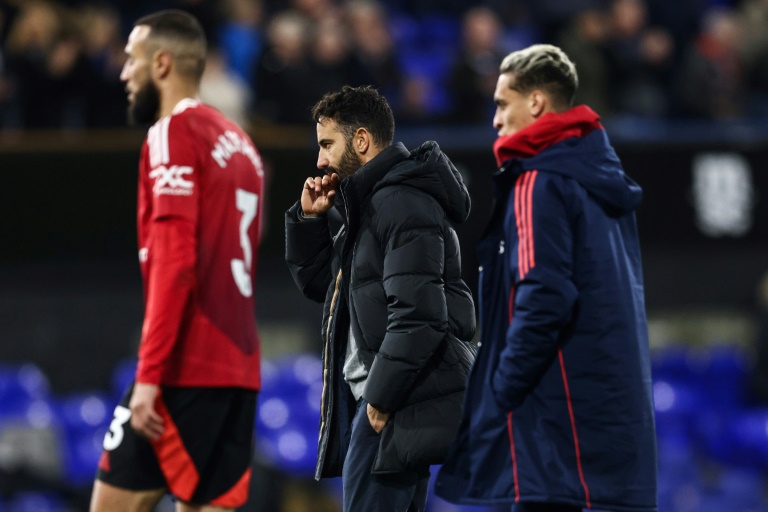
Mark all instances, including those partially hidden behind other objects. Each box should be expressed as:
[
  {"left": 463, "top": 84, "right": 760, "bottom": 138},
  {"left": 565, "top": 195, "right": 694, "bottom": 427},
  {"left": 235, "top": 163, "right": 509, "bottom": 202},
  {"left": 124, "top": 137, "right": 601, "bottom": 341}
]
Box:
[{"left": 342, "top": 399, "right": 430, "bottom": 512}]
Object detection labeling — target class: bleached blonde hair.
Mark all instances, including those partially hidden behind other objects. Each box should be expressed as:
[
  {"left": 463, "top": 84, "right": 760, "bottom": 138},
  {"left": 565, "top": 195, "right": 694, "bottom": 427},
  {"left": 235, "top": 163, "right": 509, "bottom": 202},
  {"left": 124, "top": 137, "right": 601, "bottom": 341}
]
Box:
[{"left": 500, "top": 44, "right": 579, "bottom": 109}]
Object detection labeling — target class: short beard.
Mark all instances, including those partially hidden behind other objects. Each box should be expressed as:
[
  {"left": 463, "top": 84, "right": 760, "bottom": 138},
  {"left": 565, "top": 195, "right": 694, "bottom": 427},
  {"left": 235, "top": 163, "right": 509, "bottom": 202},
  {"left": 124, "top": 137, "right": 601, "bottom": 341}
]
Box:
[
  {"left": 328, "top": 139, "right": 363, "bottom": 180},
  {"left": 128, "top": 79, "right": 160, "bottom": 126}
]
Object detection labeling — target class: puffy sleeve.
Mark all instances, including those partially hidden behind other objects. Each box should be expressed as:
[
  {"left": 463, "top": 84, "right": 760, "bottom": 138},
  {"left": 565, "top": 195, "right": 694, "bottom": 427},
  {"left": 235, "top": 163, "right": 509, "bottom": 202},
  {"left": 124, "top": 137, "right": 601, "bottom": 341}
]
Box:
[{"left": 363, "top": 188, "right": 449, "bottom": 412}]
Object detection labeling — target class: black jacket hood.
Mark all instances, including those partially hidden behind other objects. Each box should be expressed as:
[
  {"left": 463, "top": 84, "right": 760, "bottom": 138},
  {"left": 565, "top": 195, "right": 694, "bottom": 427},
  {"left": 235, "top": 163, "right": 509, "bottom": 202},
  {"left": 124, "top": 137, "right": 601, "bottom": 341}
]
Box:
[{"left": 343, "top": 141, "right": 471, "bottom": 224}]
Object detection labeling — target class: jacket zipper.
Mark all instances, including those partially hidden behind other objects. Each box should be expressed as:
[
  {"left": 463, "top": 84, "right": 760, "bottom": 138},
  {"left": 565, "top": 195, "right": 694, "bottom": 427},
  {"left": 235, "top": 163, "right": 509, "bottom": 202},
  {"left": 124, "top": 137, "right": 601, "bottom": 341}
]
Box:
[
  {"left": 317, "top": 268, "right": 342, "bottom": 478},
  {"left": 318, "top": 185, "right": 350, "bottom": 478}
]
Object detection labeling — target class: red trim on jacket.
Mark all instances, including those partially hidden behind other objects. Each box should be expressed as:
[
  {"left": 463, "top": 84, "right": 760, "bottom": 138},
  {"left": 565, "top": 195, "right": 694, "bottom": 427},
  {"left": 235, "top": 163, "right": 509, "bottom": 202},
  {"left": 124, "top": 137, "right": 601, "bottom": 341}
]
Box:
[
  {"left": 506, "top": 412, "right": 521, "bottom": 503},
  {"left": 558, "top": 349, "right": 592, "bottom": 508},
  {"left": 506, "top": 286, "right": 520, "bottom": 502},
  {"left": 515, "top": 170, "right": 539, "bottom": 280}
]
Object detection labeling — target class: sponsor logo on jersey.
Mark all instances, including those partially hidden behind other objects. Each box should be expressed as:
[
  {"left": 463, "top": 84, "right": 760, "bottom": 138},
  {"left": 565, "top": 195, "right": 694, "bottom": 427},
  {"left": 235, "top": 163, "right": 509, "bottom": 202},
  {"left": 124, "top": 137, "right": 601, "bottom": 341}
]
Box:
[
  {"left": 211, "top": 130, "right": 264, "bottom": 175},
  {"left": 148, "top": 165, "right": 194, "bottom": 196}
]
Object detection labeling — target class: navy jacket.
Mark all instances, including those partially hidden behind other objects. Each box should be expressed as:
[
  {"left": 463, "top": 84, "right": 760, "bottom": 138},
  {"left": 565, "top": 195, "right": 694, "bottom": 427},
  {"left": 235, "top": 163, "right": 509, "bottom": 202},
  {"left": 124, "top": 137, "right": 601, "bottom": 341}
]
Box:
[{"left": 436, "top": 106, "right": 657, "bottom": 511}]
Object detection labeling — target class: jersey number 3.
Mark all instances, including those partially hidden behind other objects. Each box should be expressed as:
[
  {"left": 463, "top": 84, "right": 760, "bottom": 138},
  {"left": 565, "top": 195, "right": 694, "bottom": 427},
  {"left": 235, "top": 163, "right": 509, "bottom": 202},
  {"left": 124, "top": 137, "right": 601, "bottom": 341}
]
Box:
[{"left": 231, "top": 188, "right": 258, "bottom": 297}]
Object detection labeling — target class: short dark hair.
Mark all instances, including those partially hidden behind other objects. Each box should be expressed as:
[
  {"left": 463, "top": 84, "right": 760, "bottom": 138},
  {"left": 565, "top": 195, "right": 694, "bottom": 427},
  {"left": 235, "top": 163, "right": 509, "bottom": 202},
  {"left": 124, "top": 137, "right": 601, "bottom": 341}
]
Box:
[
  {"left": 311, "top": 85, "right": 395, "bottom": 148},
  {"left": 500, "top": 44, "right": 578, "bottom": 109},
  {"left": 135, "top": 10, "right": 207, "bottom": 81}
]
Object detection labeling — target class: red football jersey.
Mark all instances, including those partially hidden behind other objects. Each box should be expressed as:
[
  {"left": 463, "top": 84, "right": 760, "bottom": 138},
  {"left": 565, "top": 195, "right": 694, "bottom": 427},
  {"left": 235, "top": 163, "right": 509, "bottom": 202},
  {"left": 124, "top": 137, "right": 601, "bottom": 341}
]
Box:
[{"left": 136, "top": 99, "right": 263, "bottom": 389}]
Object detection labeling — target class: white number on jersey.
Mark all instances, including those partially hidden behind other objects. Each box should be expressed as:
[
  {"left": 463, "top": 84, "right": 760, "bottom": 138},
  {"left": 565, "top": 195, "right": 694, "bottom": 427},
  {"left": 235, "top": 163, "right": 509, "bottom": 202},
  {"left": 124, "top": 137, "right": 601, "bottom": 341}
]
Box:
[
  {"left": 231, "top": 188, "right": 259, "bottom": 297},
  {"left": 103, "top": 405, "right": 131, "bottom": 451}
]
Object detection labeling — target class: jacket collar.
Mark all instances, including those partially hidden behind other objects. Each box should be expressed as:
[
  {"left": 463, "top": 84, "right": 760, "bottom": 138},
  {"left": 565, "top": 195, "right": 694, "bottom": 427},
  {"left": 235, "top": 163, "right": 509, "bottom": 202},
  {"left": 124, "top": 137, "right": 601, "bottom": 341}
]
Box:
[{"left": 492, "top": 105, "right": 602, "bottom": 167}]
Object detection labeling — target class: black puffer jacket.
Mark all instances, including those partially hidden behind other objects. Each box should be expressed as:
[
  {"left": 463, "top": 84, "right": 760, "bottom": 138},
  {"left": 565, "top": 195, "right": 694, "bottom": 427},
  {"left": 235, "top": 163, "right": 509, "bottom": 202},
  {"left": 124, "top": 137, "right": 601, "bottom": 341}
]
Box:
[{"left": 285, "top": 141, "right": 476, "bottom": 480}]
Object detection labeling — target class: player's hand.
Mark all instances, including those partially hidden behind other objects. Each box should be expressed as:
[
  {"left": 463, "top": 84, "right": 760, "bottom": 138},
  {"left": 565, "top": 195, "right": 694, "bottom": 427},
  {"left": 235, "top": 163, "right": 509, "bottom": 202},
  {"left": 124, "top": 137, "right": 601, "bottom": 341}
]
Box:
[
  {"left": 129, "top": 382, "right": 164, "bottom": 441},
  {"left": 301, "top": 173, "right": 339, "bottom": 217},
  {"left": 366, "top": 403, "right": 391, "bottom": 434}
]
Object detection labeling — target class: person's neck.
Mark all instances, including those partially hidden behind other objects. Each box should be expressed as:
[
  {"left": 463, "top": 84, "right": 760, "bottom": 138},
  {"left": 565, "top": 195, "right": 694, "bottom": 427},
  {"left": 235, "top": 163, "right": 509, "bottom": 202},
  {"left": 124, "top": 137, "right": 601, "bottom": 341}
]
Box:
[
  {"left": 158, "top": 85, "right": 199, "bottom": 118},
  {"left": 359, "top": 144, "right": 387, "bottom": 166}
]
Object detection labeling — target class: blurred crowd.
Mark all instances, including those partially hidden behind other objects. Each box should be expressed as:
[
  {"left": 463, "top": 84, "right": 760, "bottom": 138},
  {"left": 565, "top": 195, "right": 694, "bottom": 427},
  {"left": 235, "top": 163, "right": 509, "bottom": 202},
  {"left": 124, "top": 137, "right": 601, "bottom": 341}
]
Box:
[{"left": 1, "top": 0, "right": 768, "bottom": 130}]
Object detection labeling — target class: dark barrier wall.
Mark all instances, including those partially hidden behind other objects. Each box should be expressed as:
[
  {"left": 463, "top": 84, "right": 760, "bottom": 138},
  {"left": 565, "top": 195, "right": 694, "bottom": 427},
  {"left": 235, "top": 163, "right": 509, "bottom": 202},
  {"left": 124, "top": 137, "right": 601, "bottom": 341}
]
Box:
[{"left": 1, "top": 133, "right": 766, "bottom": 392}]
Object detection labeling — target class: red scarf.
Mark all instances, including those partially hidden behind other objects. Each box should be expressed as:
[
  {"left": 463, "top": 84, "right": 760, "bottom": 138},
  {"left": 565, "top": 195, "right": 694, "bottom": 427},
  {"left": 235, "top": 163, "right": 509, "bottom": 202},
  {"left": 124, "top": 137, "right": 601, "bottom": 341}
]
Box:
[{"left": 493, "top": 105, "right": 603, "bottom": 167}]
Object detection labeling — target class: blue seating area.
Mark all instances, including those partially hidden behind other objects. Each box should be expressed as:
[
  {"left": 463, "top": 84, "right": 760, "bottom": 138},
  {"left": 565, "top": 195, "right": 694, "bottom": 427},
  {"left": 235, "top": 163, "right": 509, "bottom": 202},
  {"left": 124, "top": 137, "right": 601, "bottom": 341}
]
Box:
[
  {"left": 652, "top": 345, "right": 768, "bottom": 511},
  {"left": 255, "top": 354, "right": 324, "bottom": 478},
  {"left": 1, "top": 347, "right": 768, "bottom": 510}
]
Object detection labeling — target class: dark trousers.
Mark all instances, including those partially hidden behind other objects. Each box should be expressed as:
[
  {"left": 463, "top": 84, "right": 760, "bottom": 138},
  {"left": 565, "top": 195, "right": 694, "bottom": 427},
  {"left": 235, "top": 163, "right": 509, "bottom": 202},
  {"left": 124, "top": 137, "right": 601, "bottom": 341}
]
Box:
[
  {"left": 342, "top": 399, "right": 430, "bottom": 512},
  {"left": 513, "top": 503, "right": 583, "bottom": 512}
]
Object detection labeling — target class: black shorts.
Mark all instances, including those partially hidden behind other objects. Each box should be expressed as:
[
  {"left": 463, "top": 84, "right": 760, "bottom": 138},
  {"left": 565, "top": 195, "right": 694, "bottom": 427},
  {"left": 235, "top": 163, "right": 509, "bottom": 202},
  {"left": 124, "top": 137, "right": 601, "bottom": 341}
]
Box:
[{"left": 96, "top": 382, "right": 257, "bottom": 508}]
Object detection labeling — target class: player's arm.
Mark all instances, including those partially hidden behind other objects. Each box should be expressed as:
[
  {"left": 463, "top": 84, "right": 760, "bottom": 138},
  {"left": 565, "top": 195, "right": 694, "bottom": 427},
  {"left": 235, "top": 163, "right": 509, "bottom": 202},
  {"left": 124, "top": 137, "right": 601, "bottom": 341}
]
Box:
[
  {"left": 133, "top": 119, "right": 200, "bottom": 439},
  {"left": 285, "top": 174, "right": 339, "bottom": 303},
  {"left": 491, "top": 173, "right": 578, "bottom": 411},
  {"left": 137, "top": 217, "right": 197, "bottom": 383}
]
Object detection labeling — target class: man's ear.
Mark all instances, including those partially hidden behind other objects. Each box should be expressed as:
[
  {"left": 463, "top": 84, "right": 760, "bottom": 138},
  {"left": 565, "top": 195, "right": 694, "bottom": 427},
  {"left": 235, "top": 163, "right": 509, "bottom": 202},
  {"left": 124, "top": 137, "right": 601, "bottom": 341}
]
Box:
[
  {"left": 354, "top": 127, "right": 372, "bottom": 156},
  {"left": 529, "top": 89, "right": 547, "bottom": 118},
  {"left": 152, "top": 50, "right": 173, "bottom": 80}
]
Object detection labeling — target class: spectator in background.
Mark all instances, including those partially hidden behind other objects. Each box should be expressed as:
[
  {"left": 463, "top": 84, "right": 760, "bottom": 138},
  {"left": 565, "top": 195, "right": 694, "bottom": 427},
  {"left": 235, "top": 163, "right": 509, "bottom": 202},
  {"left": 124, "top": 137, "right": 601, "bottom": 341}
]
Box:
[
  {"left": 167, "top": 0, "right": 220, "bottom": 47},
  {"left": 308, "top": 15, "right": 371, "bottom": 101},
  {"left": 559, "top": 8, "right": 611, "bottom": 116},
  {"left": 291, "top": 0, "right": 340, "bottom": 23},
  {"left": 447, "top": 7, "right": 506, "bottom": 125},
  {"left": 78, "top": 4, "right": 126, "bottom": 128},
  {"left": 0, "top": 7, "right": 14, "bottom": 127},
  {"left": 737, "top": 0, "right": 768, "bottom": 114},
  {"left": 379, "top": 0, "right": 465, "bottom": 17},
  {"left": 217, "top": 0, "right": 264, "bottom": 89},
  {"left": 347, "top": 0, "right": 402, "bottom": 103},
  {"left": 674, "top": 7, "right": 744, "bottom": 119},
  {"left": 604, "top": 0, "right": 674, "bottom": 117},
  {"left": 200, "top": 47, "right": 252, "bottom": 127},
  {"left": 522, "top": 0, "right": 600, "bottom": 44},
  {"left": 5, "top": 1, "right": 89, "bottom": 128},
  {"left": 643, "top": 0, "right": 705, "bottom": 63},
  {"left": 482, "top": 0, "right": 538, "bottom": 52},
  {"left": 397, "top": 75, "right": 434, "bottom": 125},
  {"left": 253, "top": 11, "right": 314, "bottom": 124}
]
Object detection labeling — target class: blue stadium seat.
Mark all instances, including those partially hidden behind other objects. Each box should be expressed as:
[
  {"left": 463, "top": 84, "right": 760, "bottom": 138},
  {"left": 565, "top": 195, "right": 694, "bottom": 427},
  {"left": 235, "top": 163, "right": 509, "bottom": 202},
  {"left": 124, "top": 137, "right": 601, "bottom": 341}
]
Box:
[
  {"left": 715, "top": 467, "right": 765, "bottom": 509},
  {"left": 57, "top": 392, "right": 110, "bottom": 431},
  {"left": 418, "top": 14, "right": 460, "bottom": 50},
  {"left": 7, "top": 492, "right": 66, "bottom": 512},
  {"left": 651, "top": 345, "right": 695, "bottom": 383},
  {"left": 54, "top": 392, "right": 111, "bottom": 487},
  {"left": 255, "top": 354, "right": 322, "bottom": 477},
  {"left": 0, "top": 364, "right": 50, "bottom": 414},
  {"left": 397, "top": 52, "right": 453, "bottom": 115},
  {"left": 653, "top": 378, "right": 703, "bottom": 439},
  {"left": 389, "top": 13, "right": 420, "bottom": 49},
  {"left": 110, "top": 358, "right": 137, "bottom": 401},
  {"left": 728, "top": 409, "right": 768, "bottom": 470},
  {"left": 697, "top": 345, "right": 749, "bottom": 410},
  {"left": 61, "top": 425, "right": 107, "bottom": 487}
]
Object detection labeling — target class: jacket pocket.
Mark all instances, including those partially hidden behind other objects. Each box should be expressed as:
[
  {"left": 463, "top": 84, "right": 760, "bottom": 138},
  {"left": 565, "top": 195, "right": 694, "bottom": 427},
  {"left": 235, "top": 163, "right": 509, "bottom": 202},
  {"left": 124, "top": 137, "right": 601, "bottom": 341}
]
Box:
[{"left": 371, "top": 390, "right": 465, "bottom": 474}]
